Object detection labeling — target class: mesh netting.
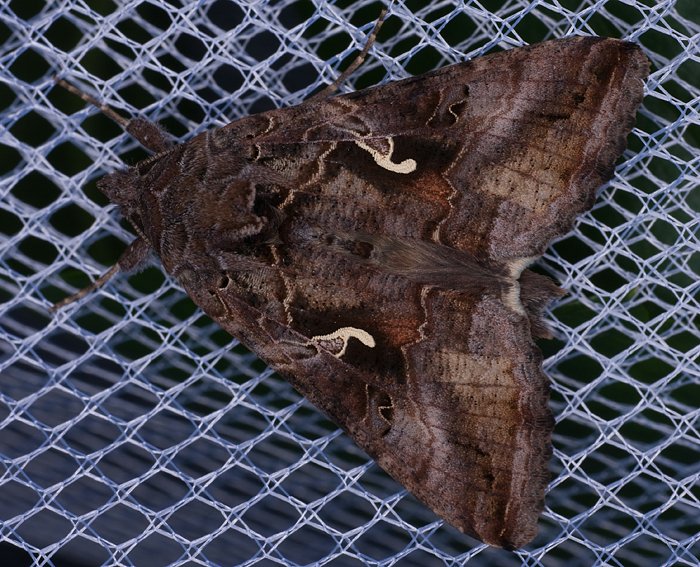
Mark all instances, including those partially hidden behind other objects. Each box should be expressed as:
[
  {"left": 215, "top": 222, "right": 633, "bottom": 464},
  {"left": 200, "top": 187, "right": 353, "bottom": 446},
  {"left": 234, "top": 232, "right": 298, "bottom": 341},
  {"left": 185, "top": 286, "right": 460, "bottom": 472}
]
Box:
[{"left": 1, "top": 0, "right": 698, "bottom": 565}]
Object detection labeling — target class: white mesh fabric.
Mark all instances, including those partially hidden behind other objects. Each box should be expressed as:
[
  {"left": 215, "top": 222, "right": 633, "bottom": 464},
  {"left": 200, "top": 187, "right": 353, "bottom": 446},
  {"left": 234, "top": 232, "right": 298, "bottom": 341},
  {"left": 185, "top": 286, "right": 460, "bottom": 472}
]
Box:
[{"left": 1, "top": 0, "right": 698, "bottom": 565}]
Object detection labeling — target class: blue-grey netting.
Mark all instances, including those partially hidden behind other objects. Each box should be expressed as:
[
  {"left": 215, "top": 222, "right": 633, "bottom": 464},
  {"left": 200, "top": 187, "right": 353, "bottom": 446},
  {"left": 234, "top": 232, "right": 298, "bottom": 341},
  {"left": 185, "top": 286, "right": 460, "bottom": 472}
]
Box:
[{"left": 0, "top": 0, "right": 698, "bottom": 565}]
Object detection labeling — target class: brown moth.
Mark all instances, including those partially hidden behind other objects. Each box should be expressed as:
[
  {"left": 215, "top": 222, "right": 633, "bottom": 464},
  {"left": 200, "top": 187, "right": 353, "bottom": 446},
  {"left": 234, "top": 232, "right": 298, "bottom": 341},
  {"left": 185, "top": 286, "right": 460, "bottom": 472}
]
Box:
[{"left": 53, "top": 16, "right": 649, "bottom": 548}]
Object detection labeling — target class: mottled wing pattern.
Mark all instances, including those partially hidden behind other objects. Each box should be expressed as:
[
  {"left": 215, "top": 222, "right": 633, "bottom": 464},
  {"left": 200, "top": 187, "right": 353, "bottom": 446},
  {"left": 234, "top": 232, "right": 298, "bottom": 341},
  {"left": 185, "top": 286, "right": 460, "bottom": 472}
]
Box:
[
  {"left": 240, "top": 37, "right": 648, "bottom": 262},
  {"left": 131, "top": 37, "right": 648, "bottom": 547}
]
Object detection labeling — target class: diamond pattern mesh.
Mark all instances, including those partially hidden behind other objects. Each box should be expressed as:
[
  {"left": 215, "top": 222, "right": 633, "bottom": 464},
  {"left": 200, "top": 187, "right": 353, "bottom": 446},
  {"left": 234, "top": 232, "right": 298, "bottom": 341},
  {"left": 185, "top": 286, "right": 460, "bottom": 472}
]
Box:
[{"left": 1, "top": 0, "right": 698, "bottom": 565}]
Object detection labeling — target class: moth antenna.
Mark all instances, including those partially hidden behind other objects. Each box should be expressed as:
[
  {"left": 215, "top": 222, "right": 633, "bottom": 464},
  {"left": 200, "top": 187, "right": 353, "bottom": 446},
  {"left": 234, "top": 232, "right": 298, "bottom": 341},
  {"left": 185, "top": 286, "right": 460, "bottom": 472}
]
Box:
[
  {"left": 54, "top": 78, "right": 172, "bottom": 153},
  {"left": 50, "top": 237, "right": 151, "bottom": 312},
  {"left": 54, "top": 78, "right": 130, "bottom": 129},
  {"left": 309, "top": 6, "right": 388, "bottom": 101},
  {"left": 49, "top": 264, "right": 120, "bottom": 312}
]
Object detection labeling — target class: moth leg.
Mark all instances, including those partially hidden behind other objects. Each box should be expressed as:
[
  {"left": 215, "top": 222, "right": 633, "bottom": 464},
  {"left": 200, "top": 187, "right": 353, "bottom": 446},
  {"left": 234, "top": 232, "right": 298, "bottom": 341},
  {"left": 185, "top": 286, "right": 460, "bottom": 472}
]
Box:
[
  {"left": 309, "top": 7, "right": 387, "bottom": 101},
  {"left": 50, "top": 237, "right": 151, "bottom": 312},
  {"left": 55, "top": 78, "right": 172, "bottom": 153}
]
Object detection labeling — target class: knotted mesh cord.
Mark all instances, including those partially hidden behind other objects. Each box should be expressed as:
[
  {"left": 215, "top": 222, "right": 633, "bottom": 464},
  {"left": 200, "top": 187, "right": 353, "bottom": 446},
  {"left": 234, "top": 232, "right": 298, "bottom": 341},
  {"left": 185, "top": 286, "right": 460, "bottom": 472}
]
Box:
[{"left": 1, "top": 0, "right": 698, "bottom": 565}]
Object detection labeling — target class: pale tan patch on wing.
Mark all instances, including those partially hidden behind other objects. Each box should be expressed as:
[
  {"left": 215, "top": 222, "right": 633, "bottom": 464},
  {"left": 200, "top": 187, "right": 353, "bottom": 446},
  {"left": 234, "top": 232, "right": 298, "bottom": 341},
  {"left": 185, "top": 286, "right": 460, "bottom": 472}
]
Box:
[
  {"left": 433, "top": 350, "right": 515, "bottom": 389},
  {"left": 311, "top": 327, "right": 376, "bottom": 358},
  {"left": 431, "top": 351, "right": 521, "bottom": 427},
  {"left": 355, "top": 137, "right": 417, "bottom": 174},
  {"left": 477, "top": 157, "right": 564, "bottom": 211}
]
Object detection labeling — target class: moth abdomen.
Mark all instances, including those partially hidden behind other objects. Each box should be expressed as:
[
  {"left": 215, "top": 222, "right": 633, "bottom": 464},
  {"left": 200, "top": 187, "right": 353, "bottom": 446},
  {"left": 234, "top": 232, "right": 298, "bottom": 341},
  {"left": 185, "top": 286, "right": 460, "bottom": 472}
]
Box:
[{"left": 340, "top": 232, "right": 508, "bottom": 289}]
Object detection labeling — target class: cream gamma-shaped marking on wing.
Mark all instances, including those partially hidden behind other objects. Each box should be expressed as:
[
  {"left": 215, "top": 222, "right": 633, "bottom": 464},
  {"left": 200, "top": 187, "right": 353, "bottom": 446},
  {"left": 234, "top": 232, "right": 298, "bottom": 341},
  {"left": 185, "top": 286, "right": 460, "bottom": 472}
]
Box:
[
  {"left": 503, "top": 256, "right": 537, "bottom": 314},
  {"left": 355, "top": 138, "right": 417, "bottom": 174},
  {"left": 312, "top": 327, "right": 376, "bottom": 358}
]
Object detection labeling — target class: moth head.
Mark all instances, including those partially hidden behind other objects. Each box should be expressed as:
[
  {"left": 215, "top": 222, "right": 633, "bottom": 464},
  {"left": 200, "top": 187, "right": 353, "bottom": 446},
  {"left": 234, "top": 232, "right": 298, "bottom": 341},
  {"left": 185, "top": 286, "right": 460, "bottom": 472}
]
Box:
[{"left": 97, "top": 168, "right": 148, "bottom": 231}]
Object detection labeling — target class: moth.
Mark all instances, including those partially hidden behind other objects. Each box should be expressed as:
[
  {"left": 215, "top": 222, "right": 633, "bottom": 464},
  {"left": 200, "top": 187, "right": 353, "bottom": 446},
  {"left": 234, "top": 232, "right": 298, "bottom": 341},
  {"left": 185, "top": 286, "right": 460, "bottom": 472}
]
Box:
[{"left": 53, "top": 13, "right": 649, "bottom": 548}]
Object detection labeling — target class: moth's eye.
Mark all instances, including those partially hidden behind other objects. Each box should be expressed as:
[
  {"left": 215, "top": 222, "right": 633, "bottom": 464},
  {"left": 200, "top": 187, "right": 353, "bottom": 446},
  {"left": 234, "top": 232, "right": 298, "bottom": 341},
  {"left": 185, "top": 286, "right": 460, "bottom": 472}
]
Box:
[{"left": 217, "top": 274, "right": 230, "bottom": 289}]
